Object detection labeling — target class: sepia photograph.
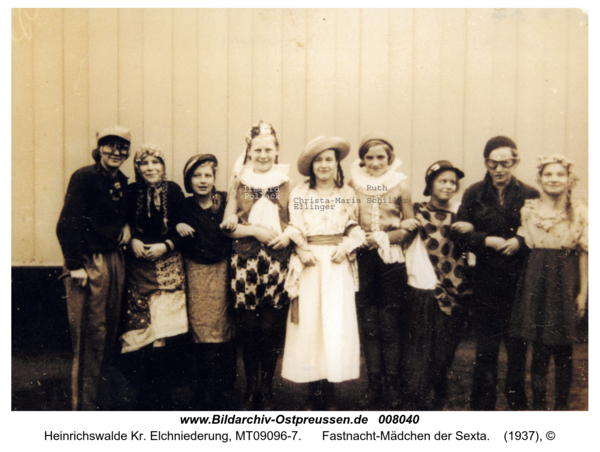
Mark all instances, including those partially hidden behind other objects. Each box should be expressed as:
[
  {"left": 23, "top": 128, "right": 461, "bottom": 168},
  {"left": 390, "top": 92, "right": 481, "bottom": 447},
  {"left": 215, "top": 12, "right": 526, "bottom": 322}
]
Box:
[{"left": 10, "top": 4, "right": 592, "bottom": 449}]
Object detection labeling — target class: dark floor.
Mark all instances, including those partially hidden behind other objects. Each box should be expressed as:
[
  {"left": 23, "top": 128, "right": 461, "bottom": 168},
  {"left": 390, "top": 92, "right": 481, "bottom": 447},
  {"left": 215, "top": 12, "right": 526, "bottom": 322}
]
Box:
[
  {"left": 11, "top": 266, "right": 588, "bottom": 411},
  {"left": 12, "top": 340, "right": 588, "bottom": 412}
]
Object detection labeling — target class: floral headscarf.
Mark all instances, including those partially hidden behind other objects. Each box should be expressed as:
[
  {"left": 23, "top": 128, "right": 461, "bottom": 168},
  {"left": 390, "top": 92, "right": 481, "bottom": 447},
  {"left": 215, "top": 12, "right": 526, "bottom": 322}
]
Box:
[
  {"left": 133, "top": 144, "right": 169, "bottom": 235},
  {"left": 134, "top": 144, "right": 167, "bottom": 183}
]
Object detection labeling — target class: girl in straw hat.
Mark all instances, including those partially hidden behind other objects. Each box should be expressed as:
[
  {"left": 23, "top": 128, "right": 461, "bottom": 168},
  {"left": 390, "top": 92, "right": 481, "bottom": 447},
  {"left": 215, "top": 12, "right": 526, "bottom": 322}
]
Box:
[{"left": 281, "top": 136, "right": 364, "bottom": 410}]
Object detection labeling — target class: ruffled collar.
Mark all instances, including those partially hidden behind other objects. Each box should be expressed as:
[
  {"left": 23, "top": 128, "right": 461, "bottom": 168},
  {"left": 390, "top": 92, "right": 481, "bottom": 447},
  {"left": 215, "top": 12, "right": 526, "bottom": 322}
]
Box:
[
  {"left": 523, "top": 198, "right": 568, "bottom": 231},
  {"left": 350, "top": 158, "right": 407, "bottom": 196},
  {"left": 238, "top": 165, "right": 290, "bottom": 190}
]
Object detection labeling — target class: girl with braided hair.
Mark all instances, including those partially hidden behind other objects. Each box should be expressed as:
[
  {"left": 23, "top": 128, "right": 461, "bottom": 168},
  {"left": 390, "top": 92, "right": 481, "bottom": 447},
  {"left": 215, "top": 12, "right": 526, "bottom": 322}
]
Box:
[
  {"left": 119, "top": 144, "right": 188, "bottom": 409},
  {"left": 220, "top": 121, "right": 293, "bottom": 410},
  {"left": 509, "top": 155, "right": 588, "bottom": 410}
]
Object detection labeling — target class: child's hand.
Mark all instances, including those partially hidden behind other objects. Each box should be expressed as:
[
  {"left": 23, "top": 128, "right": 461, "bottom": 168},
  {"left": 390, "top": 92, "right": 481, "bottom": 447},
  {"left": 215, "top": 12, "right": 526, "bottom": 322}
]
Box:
[
  {"left": 145, "top": 243, "right": 168, "bottom": 261},
  {"left": 176, "top": 223, "right": 195, "bottom": 237},
  {"left": 365, "top": 232, "right": 378, "bottom": 249},
  {"left": 331, "top": 245, "right": 346, "bottom": 263},
  {"left": 131, "top": 238, "right": 147, "bottom": 259},
  {"left": 118, "top": 223, "right": 131, "bottom": 245},
  {"left": 297, "top": 248, "right": 318, "bottom": 267},
  {"left": 576, "top": 293, "right": 587, "bottom": 319},
  {"left": 220, "top": 214, "right": 239, "bottom": 231},
  {"left": 268, "top": 232, "right": 291, "bottom": 250},
  {"left": 451, "top": 221, "right": 474, "bottom": 234},
  {"left": 499, "top": 237, "right": 520, "bottom": 256},
  {"left": 400, "top": 219, "right": 420, "bottom": 231},
  {"left": 70, "top": 268, "right": 89, "bottom": 287},
  {"left": 485, "top": 236, "right": 508, "bottom": 252},
  {"left": 253, "top": 226, "right": 278, "bottom": 245}
]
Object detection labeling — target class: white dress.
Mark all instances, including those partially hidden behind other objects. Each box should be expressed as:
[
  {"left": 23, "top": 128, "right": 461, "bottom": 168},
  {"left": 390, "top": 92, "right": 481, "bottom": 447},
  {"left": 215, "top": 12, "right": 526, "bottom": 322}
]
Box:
[{"left": 281, "top": 182, "right": 364, "bottom": 383}]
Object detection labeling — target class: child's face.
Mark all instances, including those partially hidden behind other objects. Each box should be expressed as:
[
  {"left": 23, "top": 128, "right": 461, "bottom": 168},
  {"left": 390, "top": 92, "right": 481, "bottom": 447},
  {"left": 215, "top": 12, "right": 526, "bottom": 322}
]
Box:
[
  {"left": 540, "top": 162, "right": 569, "bottom": 197},
  {"left": 191, "top": 163, "right": 215, "bottom": 197},
  {"left": 312, "top": 149, "right": 338, "bottom": 184},
  {"left": 249, "top": 135, "right": 278, "bottom": 174},
  {"left": 363, "top": 145, "right": 390, "bottom": 177},
  {"left": 138, "top": 155, "right": 165, "bottom": 184},
  {"left": 485, "top": 147, "right": 517, "bottom": 187},
  {"left": 431, "top": 170, "right": 458, "bottom": 203}
]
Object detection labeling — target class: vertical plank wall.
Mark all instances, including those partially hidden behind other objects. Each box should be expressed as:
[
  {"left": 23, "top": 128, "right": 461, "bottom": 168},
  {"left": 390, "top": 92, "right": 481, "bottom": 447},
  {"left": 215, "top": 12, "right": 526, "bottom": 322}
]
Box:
[{"left": 11, "top": 8, "right": 588, "bottom": 266}]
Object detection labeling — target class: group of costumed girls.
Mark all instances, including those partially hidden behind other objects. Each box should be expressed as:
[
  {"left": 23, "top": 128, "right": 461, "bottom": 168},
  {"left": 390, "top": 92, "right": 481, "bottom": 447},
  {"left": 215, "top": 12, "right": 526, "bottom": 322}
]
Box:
[{"left": 57, "top": 121, "right": 587, "bottom": 411}]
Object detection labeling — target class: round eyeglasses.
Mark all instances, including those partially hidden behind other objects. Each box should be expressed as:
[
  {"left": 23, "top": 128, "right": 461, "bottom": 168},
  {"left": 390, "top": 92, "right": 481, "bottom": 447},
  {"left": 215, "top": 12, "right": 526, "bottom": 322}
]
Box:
[{"left": 485, "top": 158, "right": 517, "bottom": 170}]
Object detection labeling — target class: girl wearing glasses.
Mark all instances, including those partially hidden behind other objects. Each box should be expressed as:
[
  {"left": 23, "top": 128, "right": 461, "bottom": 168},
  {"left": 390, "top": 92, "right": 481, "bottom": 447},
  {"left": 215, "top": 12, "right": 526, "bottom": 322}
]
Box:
[
  {"left": 457, "top": 136, "right": 539, "bottom": 411},
  {"left": 56, "top": 126, "right": 132, "bottom": 410}
]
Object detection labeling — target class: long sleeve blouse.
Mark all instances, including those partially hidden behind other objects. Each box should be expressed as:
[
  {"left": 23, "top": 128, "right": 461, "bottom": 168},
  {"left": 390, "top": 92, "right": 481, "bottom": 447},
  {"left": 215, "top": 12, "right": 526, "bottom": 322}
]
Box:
[
  {"left": 179, "top": 192, "right": 232, "bottom": 265},
  {"left": 348, "top": 159, "right": 410, "bottom": 245}
]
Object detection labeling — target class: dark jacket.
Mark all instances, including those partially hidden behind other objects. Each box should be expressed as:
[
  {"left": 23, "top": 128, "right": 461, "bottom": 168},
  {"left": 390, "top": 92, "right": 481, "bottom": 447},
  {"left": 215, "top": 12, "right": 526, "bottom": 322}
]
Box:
[
  {"left": 179, "top": 192, "right": 232, "bottom": 265},
  {"left": 127, "top": 180, "right": 185, "bottom": 250},
  {"left": 56, "top": 163, "right": 129, "bottom": 271},
  {"left": 457, "top": 173, "right": 539, "bottom": 271}
]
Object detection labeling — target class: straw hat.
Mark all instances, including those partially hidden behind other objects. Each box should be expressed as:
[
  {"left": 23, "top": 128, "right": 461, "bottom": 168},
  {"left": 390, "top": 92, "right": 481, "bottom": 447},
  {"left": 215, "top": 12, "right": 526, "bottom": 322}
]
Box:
[{"left": 297, "top": 136, "right": 350, "bottom": 176}]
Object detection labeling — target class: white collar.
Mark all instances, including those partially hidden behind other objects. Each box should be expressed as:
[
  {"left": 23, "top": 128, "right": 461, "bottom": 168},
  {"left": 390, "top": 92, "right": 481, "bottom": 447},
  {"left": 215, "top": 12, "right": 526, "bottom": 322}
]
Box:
[
  {"left": 350, "top": 158, "right": 407, "bottom": 196},
  {"left": 239, "top": 165, "right": 290, "bottom": 190}
]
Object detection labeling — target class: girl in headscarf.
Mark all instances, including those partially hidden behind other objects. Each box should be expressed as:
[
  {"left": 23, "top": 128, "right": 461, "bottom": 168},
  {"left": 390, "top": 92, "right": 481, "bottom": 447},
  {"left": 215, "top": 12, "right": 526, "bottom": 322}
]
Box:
[{"left": 119, "top": 144, "right": 187, "bottom": 409}]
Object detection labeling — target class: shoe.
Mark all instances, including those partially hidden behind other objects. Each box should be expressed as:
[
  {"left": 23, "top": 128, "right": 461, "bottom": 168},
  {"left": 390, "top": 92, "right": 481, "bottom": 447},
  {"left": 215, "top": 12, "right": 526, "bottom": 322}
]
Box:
[
  {"left": 385, "top": 376, "right": 402, "bottom": 410},
  {"left": 261, "top": 388, "right": 276, "bottom": 411},
  {"left": 553, "top": 401, "right": 568, "bottom": 411},
  {"left": 322, "top": 382, "right": 337, "bottom": 411},
  {"left": 505, "top": 391, "right": 528, "bottom": 411},
  {"left": 357, "top": 373, "right": 382, "bottom": 409},
  {"left": 531, "top": 390, "right": 547, "bottom": 411},
  {"left": 306, "top": 382, "right": 324, "bottom": 411},
  {"left": 240, "top": 392, "right": 261, "bottom": 411}
]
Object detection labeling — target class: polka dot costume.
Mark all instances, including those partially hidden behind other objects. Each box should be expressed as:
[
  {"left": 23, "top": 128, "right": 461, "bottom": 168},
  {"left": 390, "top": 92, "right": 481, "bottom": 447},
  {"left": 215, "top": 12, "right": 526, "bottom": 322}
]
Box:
[{"left": 413, "top": 202, "right": 472, "bottom": 313}]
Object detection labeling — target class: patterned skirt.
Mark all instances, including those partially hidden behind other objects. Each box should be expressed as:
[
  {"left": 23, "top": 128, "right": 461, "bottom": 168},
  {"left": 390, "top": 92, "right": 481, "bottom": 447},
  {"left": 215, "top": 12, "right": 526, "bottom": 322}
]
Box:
[
  {"left": 231, "top": 248, "right": 289, "bottom": 310},
  {"left": 121, "top": 251, "right": 188, "bottom": 353}
]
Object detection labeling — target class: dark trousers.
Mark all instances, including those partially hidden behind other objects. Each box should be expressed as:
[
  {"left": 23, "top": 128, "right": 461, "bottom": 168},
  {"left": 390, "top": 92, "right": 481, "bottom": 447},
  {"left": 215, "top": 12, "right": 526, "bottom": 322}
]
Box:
[
  {"left": 237, "top": 306, "right": 288, "bottom": 393},
  {"left": 118, "top": 335, "right": 189, "bottom": 410},
  {"left": 189, "top": 341, "right": 237, "bottom": 409},
  {"left": 355, "top": 248, "right": 407, "bottom": 380},
  {"left": 469, "top": 263, "right": 527, "bottom": 410},
  {"left": 531, "top": 343, "right": 573, "bottom": 410},
  {"left": 64, "top": 252, "right": 125, "bottom": 410}
]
